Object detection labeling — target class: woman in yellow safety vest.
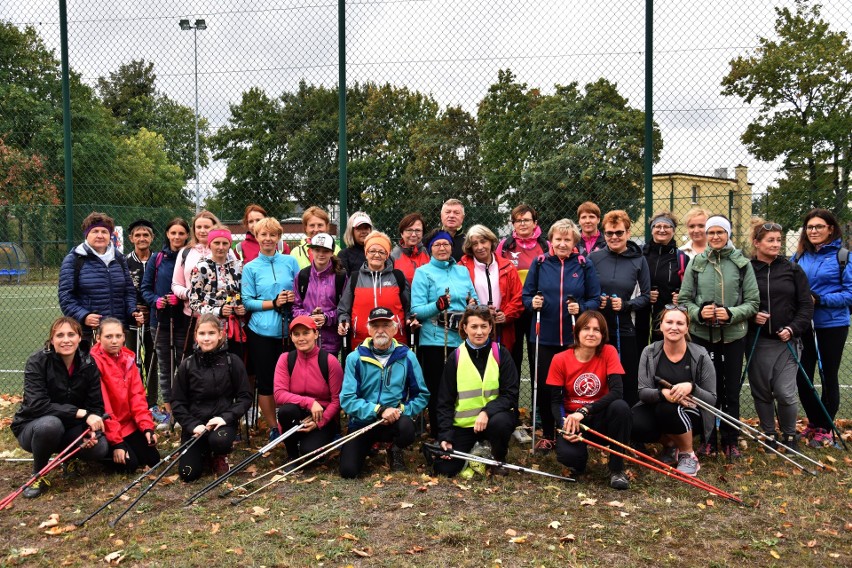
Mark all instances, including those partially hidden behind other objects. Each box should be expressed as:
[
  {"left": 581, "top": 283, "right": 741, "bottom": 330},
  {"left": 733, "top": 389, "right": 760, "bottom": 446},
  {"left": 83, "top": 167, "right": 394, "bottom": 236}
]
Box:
[{"left": 435, "top": 305, "right": 519, "bottom": 477}]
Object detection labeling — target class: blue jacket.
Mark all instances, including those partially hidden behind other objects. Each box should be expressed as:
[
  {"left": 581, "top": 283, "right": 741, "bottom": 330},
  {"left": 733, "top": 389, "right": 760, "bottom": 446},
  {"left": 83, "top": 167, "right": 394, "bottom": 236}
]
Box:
[
  {"left": 340, "top": 338, "right": 429, "bottom": 426},
  {"left": 241, "top": 252, "right": 301, "bottom": 338},
  {"left": 410, "top": 257, "right": 478, "bottom": 347},
  {"left": 58, "top": 243, "right": 136, "bottom": 329},
  {"left": 521, "top": 252, "right": 601, "bottom": 346},
  {"left": 793, "top": 239, "right": 852, "bottom": 329},
  {"left": 140, "top": 245, "right": 180, "bottom": 328}
]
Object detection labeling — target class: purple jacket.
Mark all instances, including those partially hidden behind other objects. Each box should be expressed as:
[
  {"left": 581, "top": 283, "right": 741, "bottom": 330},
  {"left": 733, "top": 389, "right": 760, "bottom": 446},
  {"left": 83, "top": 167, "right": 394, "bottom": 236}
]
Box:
[{"left": 293, "top": 262, "right": 346, "bottom": 353}]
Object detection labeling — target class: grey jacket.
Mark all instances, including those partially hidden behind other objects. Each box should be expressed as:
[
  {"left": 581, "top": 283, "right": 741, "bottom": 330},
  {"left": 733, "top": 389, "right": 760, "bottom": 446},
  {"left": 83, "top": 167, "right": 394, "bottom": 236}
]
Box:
[{"left": 637, "top": 341, "right": 717, "bottom": 440}]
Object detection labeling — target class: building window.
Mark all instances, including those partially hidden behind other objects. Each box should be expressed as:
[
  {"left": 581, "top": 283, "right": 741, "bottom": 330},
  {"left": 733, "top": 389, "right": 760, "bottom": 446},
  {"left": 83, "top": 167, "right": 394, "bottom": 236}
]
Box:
[{"left": 691, "top": 185, "right": 699, "bottom": 204}]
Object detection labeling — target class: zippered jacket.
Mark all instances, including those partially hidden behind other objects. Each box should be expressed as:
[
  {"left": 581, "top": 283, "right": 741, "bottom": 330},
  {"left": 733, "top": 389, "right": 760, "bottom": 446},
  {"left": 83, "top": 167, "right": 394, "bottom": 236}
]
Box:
[
  {"left": 410, "top": 257, "right": 478, "bottom": 348},
  {"left": 241, "top": 252, "right": 300, "bottom": 338},
  {"left": 590, "top": 242, "right": 651, "bottom": 338},
  {"left": 91, "top": 344, "right": 155, "bottom": 447},
  {"left": 749, "top": 257, "right": 813, "bottom": 339},
  {"left": 792, "top": 239, "right": 852, "bottom": 329}
]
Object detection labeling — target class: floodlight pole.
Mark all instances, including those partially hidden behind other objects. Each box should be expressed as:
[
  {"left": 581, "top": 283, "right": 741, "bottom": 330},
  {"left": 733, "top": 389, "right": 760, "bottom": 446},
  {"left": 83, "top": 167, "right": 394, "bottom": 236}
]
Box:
[{"left": 180, "top": 18, "right": 206, "bottom": 213}]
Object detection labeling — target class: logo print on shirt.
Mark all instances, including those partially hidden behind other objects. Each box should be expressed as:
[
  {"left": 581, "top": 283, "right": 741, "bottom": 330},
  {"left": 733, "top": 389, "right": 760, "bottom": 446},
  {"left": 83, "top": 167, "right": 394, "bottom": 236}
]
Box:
[{"left": 574, "top": 373, "right": 602, "bottom": 397}]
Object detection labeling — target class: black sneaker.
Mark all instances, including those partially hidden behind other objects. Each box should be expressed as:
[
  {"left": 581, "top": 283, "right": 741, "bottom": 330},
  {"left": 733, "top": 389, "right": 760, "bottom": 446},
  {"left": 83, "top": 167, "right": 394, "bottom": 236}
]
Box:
[
  {"left": 23, "top": 476, "right": 50, "bottom": 499},
  {"left": 388, "top": 446, "right": 407, "bottom": 472},
  {"left": 780, "top": 434, "right": 799, "bottom": 452},
  {"left": 609, "top": 471, "right": 630, "bottom": 490},
  {"left": 762, "top": 432, "right": 778, "bottom": 450}
]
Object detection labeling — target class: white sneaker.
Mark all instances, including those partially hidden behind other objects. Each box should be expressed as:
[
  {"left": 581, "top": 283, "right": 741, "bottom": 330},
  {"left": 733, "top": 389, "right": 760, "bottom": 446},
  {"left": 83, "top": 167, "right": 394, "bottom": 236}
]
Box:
[{"left": 512, "top": 427, "right": 532, "bottom": 445}]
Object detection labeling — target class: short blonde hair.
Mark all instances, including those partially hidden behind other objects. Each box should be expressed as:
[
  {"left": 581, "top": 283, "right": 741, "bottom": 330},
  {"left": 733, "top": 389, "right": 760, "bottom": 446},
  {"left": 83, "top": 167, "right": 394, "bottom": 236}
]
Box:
[
  {"left": 683, "top": 207, "right": 711, "bottom": 225},
  {"left": 253, "top": 217, "right": 283, "bottom": 238},
  {"left": 462, "top": 224, "right": 499, "bottom": 257},
  {"left": 301, "top": 206, "right": 330, "bottom": 229},
  {"left": 547, "top": 219, "right": 581, "bottom": 243}
]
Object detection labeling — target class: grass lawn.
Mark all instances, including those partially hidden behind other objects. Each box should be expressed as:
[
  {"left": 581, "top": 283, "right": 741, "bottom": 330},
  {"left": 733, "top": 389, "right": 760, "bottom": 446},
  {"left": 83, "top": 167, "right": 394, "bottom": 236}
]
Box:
[{"left": 0, "top": 408, "right": 850, "bottom": 567}]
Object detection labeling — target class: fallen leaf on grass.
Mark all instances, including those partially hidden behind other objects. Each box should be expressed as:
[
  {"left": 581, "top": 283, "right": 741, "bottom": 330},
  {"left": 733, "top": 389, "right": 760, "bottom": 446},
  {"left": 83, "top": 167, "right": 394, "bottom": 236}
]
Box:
[
  {"left": 250, "top": 506, "right": 269, "bottom": 516},
  {"left": 341, "top": 533, "right": 359, "bottom": 541},
  {"left": 298, "top": 476, "right": 317, "bottom": 484},
  {"left": 104, "top": 550, "right": 124, "bottom": 564},
  {"left": 400, "top": 502, "right": 414, "bottom": 509},
  {"left": 264, "top": 528, "right": 279, "bottom": 536},
  {"left": 580, "top": 498, "right": 597, "bottom": 506},
  {"left": 210, "top": 523, "right": 220, "bottom": 535},
  {"left": 406, "top": 546, "right": 424, "bottom": 554},
  {"left": 352, "top": 547, "right": 373, "bottom": 557},
  {"left": 505, "top": 529, "right": 517, "bottom": 537},
  {"left": 804, "top": 540, "right": 817, "bottom": 548},
  {"left": 244, "top": 464, "right": 257, "bottom": 475},
  {"left": 559, "top": 534, "right": 575, "bottom": 543},
  {"left": 38, "top": 513, "right": 60, "bottom": 528},
  {"left": 696, "top": 503, "right": 706, "bottom": 510},
  {"left": 824, "top": 455, "right": 837, "bottom": 463},
  {"left": 770, "top": 550, "right": 780, "bottom": 559},
  {"left": 158, "top": 474, "right": 179, "bottom": 486},
  {"left": 373, "top": 481, "right": 385, "bottom": 488},
  {"left": 44, "top": 525, "right": 76, "bottom": 535},
  {"left": 225, "top": 548, "right": 244, "bottom": 555},
  {"left": 845, "top": 522, "right": 852, "bottom": 532},
  {"left": 589, "top": 523, "right": 604, "bottom": 529},
  {"left": 651, "top": 529, "right": 661, "bottom": 537},
  {"left": 706, "top": 499, "right": 715, "bottom": 507},
  {"left": 19, "top": 548, "right": 39, "bottom": 557},
  {"left": 548, "top": 521, "right": 561, "bottom": 529},
  {"left": 606, "top": 501, "right": 624, "bottom": 508},
  {"left": 509, "top": 536, "right": 527, "bottom": 544}
]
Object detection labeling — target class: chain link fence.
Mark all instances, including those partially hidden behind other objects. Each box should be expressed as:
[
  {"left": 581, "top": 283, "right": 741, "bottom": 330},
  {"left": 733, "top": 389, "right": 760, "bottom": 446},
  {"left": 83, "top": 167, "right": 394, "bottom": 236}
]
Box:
[{"left": 1, "top": 1, "right": 851, "bottom": 417}]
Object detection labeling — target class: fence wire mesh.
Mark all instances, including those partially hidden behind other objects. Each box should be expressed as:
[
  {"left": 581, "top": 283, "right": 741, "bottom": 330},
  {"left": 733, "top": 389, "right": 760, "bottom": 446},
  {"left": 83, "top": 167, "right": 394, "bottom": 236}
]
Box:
[{"left": 1, "top": 1, "right": 851, "bottom": 417}]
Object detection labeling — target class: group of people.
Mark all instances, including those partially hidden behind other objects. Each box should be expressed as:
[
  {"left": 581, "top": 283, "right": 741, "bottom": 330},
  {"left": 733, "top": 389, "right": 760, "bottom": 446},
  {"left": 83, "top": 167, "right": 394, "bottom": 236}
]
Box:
[{"left": 10, "top": 199, "right": 849, "bottom": 498}]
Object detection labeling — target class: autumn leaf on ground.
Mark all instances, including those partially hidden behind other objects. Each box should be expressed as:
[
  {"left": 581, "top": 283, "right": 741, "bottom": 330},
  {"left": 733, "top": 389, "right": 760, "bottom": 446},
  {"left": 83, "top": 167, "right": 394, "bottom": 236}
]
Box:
[
  {"left": 341, "top": 533, "right": 359, "bottom": 541},
  {"left": 400, "top": 502, "right": 414, "bottom": 509},
  {"left": 549, "top": 521, "right": 561, "bottom": 529},
  {"left": 243, "top": 464, "right": 257, "bottom": 475},
  {"left": 352, "top": 547, "right": 373, "bottom": 557},
  {"left": 606, "top": 500, "right": 624, "bottom": 508},
  {"left": 298, "top": 476, "right": 317, "bottom": 484},
  {"left": 264, "top": 528, "right": 279, "bottom": 536},
  {"left": 580, "top": 498, "right": 597, "bottom": 506},
  {"left": 559, "top": 534, "right": 575, "bottom": 543},
  {"left": 505, "top": 528, "right": 517, "bottom": 537},
  {"left": 770, "top": 550, "right": 780, "bottom": 559},
  {"left": 509, "top": 535, "right": 527, "bottom": 544},
  {"left": 38, "top": 513, "right": 60, "bottom": 528},
  {"left": 250, "top": 506, "right": 269, "bottom": 516},
  {"left": 406, "top": 546, "right": 424, "bottom": 554},
  {"left": 158, "top": 474, "right": 179, "bottom": 486},
  {"left": 104, "top": 550, "right": 124, "bottom": 564},
  {"left": 210, "top": 523, "right": 220, "bottom": 535},
  {"left": 44, "top": 525, "right": 76, "bottom": 536}
]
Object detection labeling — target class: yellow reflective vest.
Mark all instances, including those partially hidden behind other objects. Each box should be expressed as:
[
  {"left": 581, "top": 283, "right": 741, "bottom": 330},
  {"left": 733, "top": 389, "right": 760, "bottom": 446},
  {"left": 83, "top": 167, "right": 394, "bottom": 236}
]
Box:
[{"left": 453, "top": 344, "right": 500, "bottom": 428}]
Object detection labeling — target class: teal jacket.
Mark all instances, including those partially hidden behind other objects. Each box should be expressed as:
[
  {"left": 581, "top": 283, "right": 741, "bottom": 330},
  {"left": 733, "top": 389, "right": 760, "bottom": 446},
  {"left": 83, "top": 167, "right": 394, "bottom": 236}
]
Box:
[
  {"left": 678, "top": 245, "right": 759, "bottom": 343},
  {"left": 410, "top": 257, "right": 478, "bottom": 347},
  {"left": 241, "top": 252, "right": 300, "bottom": 338}
]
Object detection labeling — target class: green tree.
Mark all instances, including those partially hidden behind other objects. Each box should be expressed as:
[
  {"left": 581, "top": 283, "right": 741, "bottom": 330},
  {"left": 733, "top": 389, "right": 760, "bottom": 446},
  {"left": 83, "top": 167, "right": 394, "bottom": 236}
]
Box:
[{"left": 722, "top": 1, "right": 852, "bottom": 228}]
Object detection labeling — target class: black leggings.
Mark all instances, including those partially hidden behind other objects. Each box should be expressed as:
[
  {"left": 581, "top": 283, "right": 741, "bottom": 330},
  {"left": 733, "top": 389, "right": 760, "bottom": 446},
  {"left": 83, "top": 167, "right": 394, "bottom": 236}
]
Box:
[
  {"left": 276, "top": 404, "right": 339, "bottom": 460},
  {"left": 797, "top": 325, "right": 846, "bottom": 430},
  {"left": 179, "top": 426, "right": 237, "bottom": 482},
  {"left": 339, "top": 417, "right": 415, "bottom": 479},
  {"left": 105, "top": 430, "right": 161, "bottom": 473},
  {"left": 433, "top": 410, "right": 516, "bottom": 477},
  {"left": 527, "top": 342, "right": 568, "bottom": 439},
  {"left": 246, "top": 328, "right": 285, "bottom": 396},
  {"left": 418, "top": 345, "right": 450, "bottom": 438},
  {"left": 555, "top": 399, "right": 631, "bottom": 474},
  {"left": 693, "top": 336, "right": 745, "bottom": 447},
  {"left": 632, "top": 401, "right": 699, "bottom": 443},
  {"left": 16, "top": 416, "right": 109, "bottom": 474}
]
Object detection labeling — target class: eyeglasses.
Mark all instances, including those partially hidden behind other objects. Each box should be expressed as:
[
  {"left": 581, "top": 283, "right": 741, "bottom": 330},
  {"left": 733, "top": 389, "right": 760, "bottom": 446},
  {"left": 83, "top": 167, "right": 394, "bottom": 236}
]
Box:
[
  {"left": 431, "top": 242, "right": 452, "bottom": 249},
  {"left": 403, "top": 228, "right": 423, "bottom": 235},
  {"left": 806, "top": 224, "right": 828, "bottom": 232},
  {"left": 652, "top": 225, "right": 673, "bottom": 232},
  {"left": 513, "top": 218, "right": 535, "bottom": 225},
  {"left": 366, "top": 250, "right": 388, "bottom": 257},
  {"left": 663, "top": 304, "right": 687, "bottom": 312},
  {"left": 604, "top": 230, "right": 625, "bottom": 238}
]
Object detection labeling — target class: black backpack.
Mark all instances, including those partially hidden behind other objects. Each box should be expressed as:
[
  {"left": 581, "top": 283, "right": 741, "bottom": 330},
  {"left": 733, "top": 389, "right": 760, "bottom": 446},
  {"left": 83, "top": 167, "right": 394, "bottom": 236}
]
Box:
[
  {"left": 297, "top": 266, "right": 347, "bottom": 303},
  {"left": 287, "top": 348, "right": 331, "bottom": 383}
]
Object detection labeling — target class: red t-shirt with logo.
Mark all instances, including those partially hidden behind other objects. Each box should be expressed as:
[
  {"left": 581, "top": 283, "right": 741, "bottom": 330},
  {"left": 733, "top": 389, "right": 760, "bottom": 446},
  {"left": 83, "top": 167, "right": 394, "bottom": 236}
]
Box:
[{"left": 545, "top": 345, "right": 624, "bottom": 412}]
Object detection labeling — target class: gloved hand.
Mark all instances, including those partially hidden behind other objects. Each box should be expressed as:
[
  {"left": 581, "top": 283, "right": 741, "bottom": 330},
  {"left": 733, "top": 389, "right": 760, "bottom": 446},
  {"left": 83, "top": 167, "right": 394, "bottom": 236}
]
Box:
[
  {"left": 436, "top": 294, "right": 450, "bottom": 311},
  {"left": 156, "top": 297, "right": 167, "bottom": 309},
  {"left": 166, "top": 294, "right": 179, "bottom": 306}
]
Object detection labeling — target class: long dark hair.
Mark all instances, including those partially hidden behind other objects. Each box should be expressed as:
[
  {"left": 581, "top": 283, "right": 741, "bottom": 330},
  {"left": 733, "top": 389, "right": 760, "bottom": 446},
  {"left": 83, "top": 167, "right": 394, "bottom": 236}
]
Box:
[{"left": 797, "top": 208, "right": 843, "bottom": 256}]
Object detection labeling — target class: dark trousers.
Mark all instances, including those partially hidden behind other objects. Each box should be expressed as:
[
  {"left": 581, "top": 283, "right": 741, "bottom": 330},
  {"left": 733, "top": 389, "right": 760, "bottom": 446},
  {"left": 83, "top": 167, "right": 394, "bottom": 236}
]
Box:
[
  {"left": 555, "top": 399, "right": 631, "bottom": 474},
  {"left": 179, "top": 426, "right": 237, "bottom": 482},
  {"left": 105, "top": 430, "right": 161, "bottom": 473},
  {"left": 510, "top": 311, "right": 533, "bottom": 382},
  {"left": 16, "top": 416, "right": 109, "bottom": 474},
  {"left": 632, "top": 401, "right": 699, "bottom": 443},
  {"left": 418, "top": 345, "right": 450, "bottom": 438},
  {"left": 152, "top": 311, "right": 188, "bottom": 405},
  {"left": 797, "top": 326, "right": 846, "bottom": 430},
  {"left": 528, "top": 342, "right": 569, "bottom": 439},
  {"left": 434, "top": 410, "right": 516, "bottom": 477},
  {"left": 128, "top": 325, "right": 157, "bottom": 407},
  {"left": 339, "top": 417, "right": 415, "bottom": 479},
  {"left": 694, "top": 335, "right": 745, "bottom": 447},
  {"left": 247, "top": 328, "right": 284, "bottom": 396},
  {"left": 607, "top": 334, "right": 639, "bottom": 407},
  {"left": 276, "top": 404, "right": 339, "bottom": 460}
]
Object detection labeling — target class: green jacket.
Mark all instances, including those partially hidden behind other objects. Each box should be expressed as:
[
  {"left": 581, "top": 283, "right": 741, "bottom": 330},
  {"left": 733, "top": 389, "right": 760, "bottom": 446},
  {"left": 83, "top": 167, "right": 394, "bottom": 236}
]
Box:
[{"left": 678, "top": 245, "right": 759, "bottom": 343}]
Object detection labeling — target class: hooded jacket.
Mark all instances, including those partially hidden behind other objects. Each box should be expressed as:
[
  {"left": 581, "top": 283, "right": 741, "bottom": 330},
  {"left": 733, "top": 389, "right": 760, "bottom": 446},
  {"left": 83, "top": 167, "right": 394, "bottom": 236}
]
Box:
[
  {"left": 12, "top": 344, "right": 105, "bottom": 437},
  {"left": 58, "top": 243, "right": 137, "bottom": 327},
  {"left": 141, "top": 244, "right": 179, "bottom": 328},
  {"left": 792, "top": 238, "right": 852, "bottom": 329},
  {"left": 589, "top": 241, "right": 652, "bottom": 338},
  {"left": 496, "top": 225, "right": 549, "bottom": 285},
  {"left": 678, "top": 244, "right": 759, "bottom": 343},
  {"left": 173, "top": 244, "right": 237, "bottom": 317},
  {"left": 170, "top": 346, "right": 252, "bottom": 433},
  {"left": 458, "top": 253, "right": 524, "bottom": 351},
  {"left": 636, "top": 239, "right": 687, "bottom": 328},
  {"left": 241, "top": 251, "right": 301, "bottom": 338},
  {"left": 390, "top": 241, "right": 429, "bottom": 284},
  {"left": 521, "top": 251, "right": 601, "bottom": 346},
  {"left": 410, "top": 256, "right": 479, "bottom": 348},
  {"left": 292, "top": 261, "right": 346, "bottom": 353},
  {"left": 338, "top": 243, "right": 366, "bottom": 276},
  {"left": 637, "top": 341, "right": 717, "bottom": 441},
  {"left": 749, "top": 256, "right": 813, "bottom": 339},
  {"left": 337, "top": 260, "right": 411, "bottom": 348},
  {"left": 577, "top": 232, "right": 606, "bottom": 256},
  {"left": 273, "top": 345, "right": 343, "bottom": 429},
  {"left": 90, "top": 344, "right": 155, "bottom": 447},
  {"left": 188, "top": 257, "right": 243, "bottom": 317},
  {"left": 340, "top": 338, "right": 429, "bottom": 426}
]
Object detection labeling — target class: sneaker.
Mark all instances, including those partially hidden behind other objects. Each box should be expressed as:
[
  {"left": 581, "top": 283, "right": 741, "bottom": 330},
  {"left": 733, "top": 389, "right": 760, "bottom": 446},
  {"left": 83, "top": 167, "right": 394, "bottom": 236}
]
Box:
[
  {"left": 676, "top": 452, "right": 700, "bottom": 476},
  {"left": 722, "top": 445, "right": 741, "bottom": 462},
  {"left": 212, "top": 455, "right": 230, "bottom": 477},
  {"left": 488, "top": 464, "right": 510, "bottom": 477},
  {"left": 470, "top": 441, "right": 493, "bottom": 459},
  {"left": 388, "top": 446, "right": 407, "bottom": 473},
  {"left": 609, "top": 471, "right": 630, "bottom": 490},
  {"left": 534, "top": 438, "right": 554, "bottom": 452},
  {"left": 268, "top": 427, "right": 280, "bottom": 443},
  {"left": 150, "top": 406, "right": 169, "bottom": 424},
  {"left": 23, "top": 476, "right": 50, "bottom": 499},
  {"left": 660, "top": 446, "right": 678, "bottom": 467},
  {"left": 696, "top": 441, "right": 717, "bottom": 458},
  {"left": 801, "top": 423, "right": 817, "bottom": 440},
  {"left": 808, "top": 428, "right": 832, "bottom": 448},
  {"left": 762, "top": 432, "right": 778, "bottom": 450},
  {"left": 62, "top": 459, "right": 82, "bottom": 478},
  {"left": 512, "top": 427, "right": 532, "bottom": 445},
  {"left": 780, "top": 434, "right": 799, "bottom": 452}
]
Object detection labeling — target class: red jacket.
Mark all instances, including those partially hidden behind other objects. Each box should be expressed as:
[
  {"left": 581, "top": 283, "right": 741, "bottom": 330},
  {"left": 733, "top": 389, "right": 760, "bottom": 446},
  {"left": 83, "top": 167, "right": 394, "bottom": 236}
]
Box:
[
  {"left": 91, "top": 344, "right": 155, "bottom": 447},
  {"left": 458, "top": 254, "right": 524, "bottom": 351}
]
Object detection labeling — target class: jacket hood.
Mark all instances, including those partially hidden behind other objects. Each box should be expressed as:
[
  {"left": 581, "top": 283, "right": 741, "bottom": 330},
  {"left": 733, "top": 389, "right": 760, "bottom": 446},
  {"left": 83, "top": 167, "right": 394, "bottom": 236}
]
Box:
[
  {"left": 643, "top": 239, "right": 678, "bottom": 256},
  {"left": 193, "top": 344, "right": 229, "bottom": 367},
  {"left": 158, "top": 243, "right": 179, "bottom": 259},
  {"left": 607, "top": 240, "right": 643, "bottom": 259},
  {"left": 428, "top": 256, "right": 456, "bottom": 269},
  {"left": 396, "top": 240, "right": 425, "bottom": 256}
]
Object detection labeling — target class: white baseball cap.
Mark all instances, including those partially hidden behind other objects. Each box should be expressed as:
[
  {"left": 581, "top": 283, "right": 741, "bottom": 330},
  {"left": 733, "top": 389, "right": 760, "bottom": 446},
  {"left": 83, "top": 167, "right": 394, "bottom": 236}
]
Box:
[{"left": 309, "top": 232, "right": 335, "bottom": 251}]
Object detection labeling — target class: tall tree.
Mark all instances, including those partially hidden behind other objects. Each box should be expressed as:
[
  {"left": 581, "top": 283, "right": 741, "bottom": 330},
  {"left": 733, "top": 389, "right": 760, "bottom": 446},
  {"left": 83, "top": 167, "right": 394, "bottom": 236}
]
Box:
[{"left": 722, "top": 0, "right": 852, "bottom": 227}]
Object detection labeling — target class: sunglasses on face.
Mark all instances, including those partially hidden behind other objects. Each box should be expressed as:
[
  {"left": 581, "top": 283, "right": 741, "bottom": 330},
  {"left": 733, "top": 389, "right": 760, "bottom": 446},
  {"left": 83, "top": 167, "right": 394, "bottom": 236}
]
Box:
[{"left": 604, "top": 230, "right": 625, "bottom": 238}]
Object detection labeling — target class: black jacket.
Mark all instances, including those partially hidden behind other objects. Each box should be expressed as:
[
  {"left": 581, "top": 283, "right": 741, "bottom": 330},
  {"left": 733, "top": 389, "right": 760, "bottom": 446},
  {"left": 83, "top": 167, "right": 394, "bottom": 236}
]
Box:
[
  {"left": 589, "top": 241, "right": 651, "bottom": 337},
  {"left": 170, "top": 346, "right": 252, "bottom": 433},
  {"left": 12, "top": 345, "right": 105, "bottom": 437},
  {"left": 749, "top": 257, "right": 814, "bottom": 339},
  {"left": 338, "top": 244, "right": 366, "bottom": 277},
  {"left": 436, "top": 341, "right": 518, "bottom": 445}
]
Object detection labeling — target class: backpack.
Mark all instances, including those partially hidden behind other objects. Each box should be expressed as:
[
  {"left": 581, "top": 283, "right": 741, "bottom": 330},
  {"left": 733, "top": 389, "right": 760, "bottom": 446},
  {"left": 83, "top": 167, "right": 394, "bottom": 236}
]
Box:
[
  {"left": 287, "top": 348, "right": 331, "bottom": 384},
  {"left": 298, "top": 266, "right": 347, "bottom": 303},
  {"left": 530, "top": 251, "right": 587, "bottom": 294}
]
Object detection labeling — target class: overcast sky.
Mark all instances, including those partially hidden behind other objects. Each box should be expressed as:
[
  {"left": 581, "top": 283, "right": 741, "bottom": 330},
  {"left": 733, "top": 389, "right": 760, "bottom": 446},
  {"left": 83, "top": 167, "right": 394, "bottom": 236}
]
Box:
[{"left": 3, "top": 0, "right": 851, "bottom": 203}]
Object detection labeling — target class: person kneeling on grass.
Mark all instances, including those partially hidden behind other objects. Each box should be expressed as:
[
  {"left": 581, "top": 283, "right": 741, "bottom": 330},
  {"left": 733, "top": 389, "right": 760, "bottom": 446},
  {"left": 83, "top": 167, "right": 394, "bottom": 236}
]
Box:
[
  {"left": 91, "top": 318, "right": 161, "bottom": 473},
  {"left": 435, "top": 306, "right": 518, "bottom": 477},
  {"left": 170, "top": 314, "right": 252, "bottom": 481},
  {"left": 631, "top": 305, "right": 716, "bottom": 477},
  {"left": 546, "top": 311, "right": 632, "bottom": 490},
  {"left": 11, "top": 317, "right": 109, "bottom": 498},
  {"left": 339, "top": 307, "right": 429, "bottom": 478}
]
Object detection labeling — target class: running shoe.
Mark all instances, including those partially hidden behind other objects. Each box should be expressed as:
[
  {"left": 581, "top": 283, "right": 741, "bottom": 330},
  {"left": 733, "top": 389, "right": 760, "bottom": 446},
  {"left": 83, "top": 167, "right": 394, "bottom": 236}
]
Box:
[
  {"left": 534, "top": 438, "right": 554, "bottom": 452},
  {"left": 512, "top": 427, "right": 532, "bottom": 445},
  {"left": 676, "top": 452, "right": 700, "bottom": 476},
  {"left": 722, "top": 444, "right": 741, "bottom": 462},
  {"left": 808, "top": 428, "right": 833, "bottom": 448},
  {"left": 23, "top": 476, "right": 50, "bottom": 499},
  {"left": 609, "top": 471, "right": 630, "bottom": 490},
  {"left": 696, "top": 442, "right": 717, "bottom": 458},
  {"left": 268, "top": 427, "right": 280, "bottom": 443}
]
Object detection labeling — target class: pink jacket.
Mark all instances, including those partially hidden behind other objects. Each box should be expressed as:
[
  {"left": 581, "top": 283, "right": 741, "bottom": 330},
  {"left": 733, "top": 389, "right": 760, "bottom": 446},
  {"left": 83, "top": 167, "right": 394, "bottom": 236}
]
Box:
[{"left": 273, "top": 346, "right": 342, "bottom": 428}]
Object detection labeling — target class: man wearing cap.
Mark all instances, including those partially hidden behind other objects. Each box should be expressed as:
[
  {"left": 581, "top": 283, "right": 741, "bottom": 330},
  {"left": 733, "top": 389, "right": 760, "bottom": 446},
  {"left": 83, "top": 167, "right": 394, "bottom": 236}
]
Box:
[
  {"left": 435, "top": 198, "right": 466, "bottom": 261},
  {"left": 338, "top": 211, "right": 373, "bottom": 276},
  {"left": 339, "top": 307, "right": 429, "bottom": 477},
  {"left": 126, "top": 219, "right": 156, "bottom": 386}
]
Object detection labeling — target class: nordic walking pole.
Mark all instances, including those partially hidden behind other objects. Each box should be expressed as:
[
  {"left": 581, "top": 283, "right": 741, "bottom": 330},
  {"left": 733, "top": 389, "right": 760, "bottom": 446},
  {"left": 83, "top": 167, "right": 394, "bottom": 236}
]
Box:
[
  {"left": 183, "top": 422, "right": 303, "bottom": 506},
  {"left": 422, "top": 444, "right": 575, "bottom": 482},
  {"left": 77, "top": 435, "right": 197, "bottom": 526},
  {"left": 566, "top": 296, "right": 577, "bottom": 331},
  {"left": 657, "top": 378, "right": 823, "bottom": 473},
  {"left": 786, "top": 339, "right": 847, "bottom": 451},
  {"left": 739, "top": 324, "right": 762, "bottom": 389},
  {"left": 443, "top": 287, "right": 450, "bottom": 361},
  {"left": 146, "top": 320, "right": 162, "bottom": 390},
  {"left": 230, "top": 419, "right": 386, "bottom": 505},
  {"left": 108, "top": 432, "right": 207, "bottom": 527},
  {"left": 560, "top": 428, "right": 746, "bottom": 506},
  {"left": 611, "top": 294, "right": 621, "bottom": 355},
  {"left": 0, "top": 427, "right": 95, "bottom": 510},
  {"left": 531, "top": 292, "right": 542, "bottom": 453}
]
